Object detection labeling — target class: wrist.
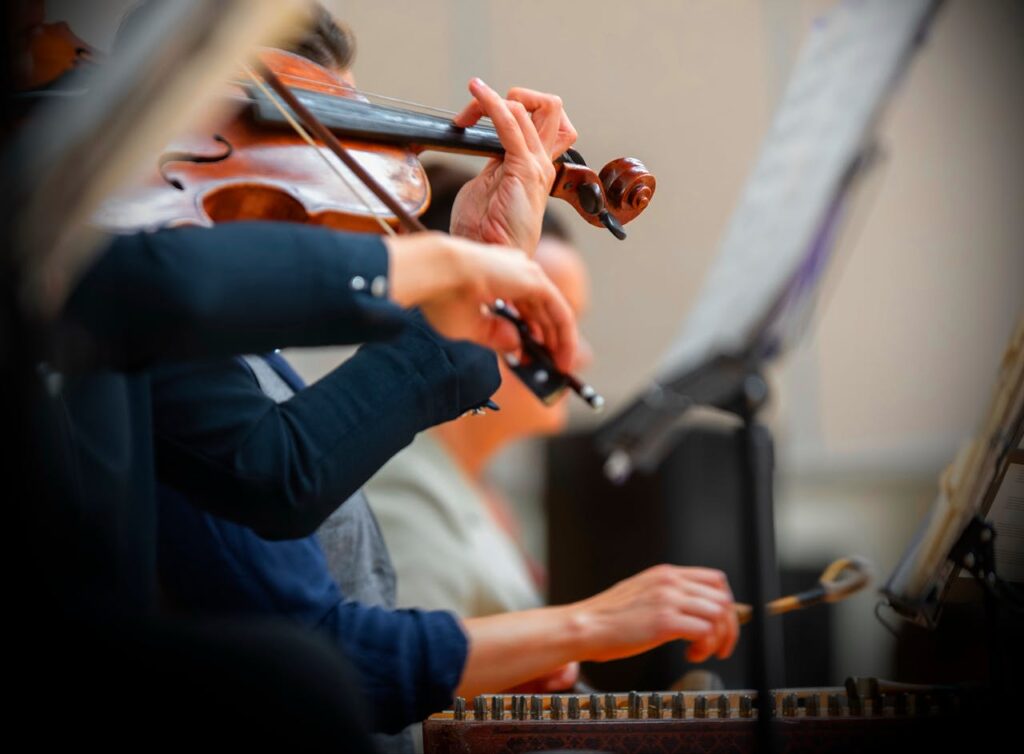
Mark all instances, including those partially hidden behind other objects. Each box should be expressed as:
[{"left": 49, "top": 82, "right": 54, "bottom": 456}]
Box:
[
  {"left": 385, "top": 232, "right": 462, "bottom": 308},
  {"left": 552, "top": 601, "right": 602, "bottom": 663}
]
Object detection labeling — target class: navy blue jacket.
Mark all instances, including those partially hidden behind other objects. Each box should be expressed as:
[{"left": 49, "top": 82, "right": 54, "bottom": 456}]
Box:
[
  {"left": 53, "top": 223, "right": 402, "bottom": 371},
  {"left": 151, "top": 314, "right": 497, "bottom": 540},
  {"left": 159, "top": 482, "right": 466, "bottom": 734},
  {"left": 152, "top": 310, "right": 495, "bottom": 730},
  {"left": 157, "top": 356, "right": 468, "bottom": 733},
  {"left": 34, "top": 222, "right": 497, "bottom": 619}
]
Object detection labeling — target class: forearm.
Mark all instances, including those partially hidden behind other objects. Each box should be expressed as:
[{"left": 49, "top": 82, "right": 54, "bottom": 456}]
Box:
[
  {"left": 457, "top": 564, "right": 742, "bottom": 696},
  {"left": 156, "top": 349, "right": 449, "bottom": 537},
  {"left": 385, "top": 232, "right": 462, "bottom": 308},
  {"left": 56, "top": 223, "right": 403, "bottom": 371},
  {"left": 153, "top": 319, "right": 498, "bottom": 538},
  {"left": 458, "top": 604, "right": 592, "bottom": 697}
]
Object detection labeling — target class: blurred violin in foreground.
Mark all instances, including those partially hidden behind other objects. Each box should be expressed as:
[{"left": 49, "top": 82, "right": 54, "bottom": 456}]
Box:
[{"left": 16, "top": 4, "right": 99, "bottom": 92}]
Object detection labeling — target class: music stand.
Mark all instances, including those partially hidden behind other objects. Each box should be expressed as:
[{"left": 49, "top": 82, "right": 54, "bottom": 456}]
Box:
[
  {"left": 882, "top": 320, "right": 1023, "bottom": 628},
  {"left": 598, "top": 1, "right": 944, "bottom": 749}
]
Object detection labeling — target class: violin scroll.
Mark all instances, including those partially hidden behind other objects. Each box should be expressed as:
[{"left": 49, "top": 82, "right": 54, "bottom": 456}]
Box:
[
  {"left": 550, "top": 157, "right": 655, "bottom": 240},
  {"left": 600, "top": 158, "right": 656, "bottom": 220}
]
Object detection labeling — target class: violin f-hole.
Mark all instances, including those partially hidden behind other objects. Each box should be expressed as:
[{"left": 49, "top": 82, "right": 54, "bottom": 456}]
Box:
[{"left": 159, "top": 134, "right": 234, "bottom": 190}]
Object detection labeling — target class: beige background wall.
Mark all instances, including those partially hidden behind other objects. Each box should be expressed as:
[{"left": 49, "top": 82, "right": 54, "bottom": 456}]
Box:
[{"left": 53, "top": 0, "right": 1023, "bottom": 682}]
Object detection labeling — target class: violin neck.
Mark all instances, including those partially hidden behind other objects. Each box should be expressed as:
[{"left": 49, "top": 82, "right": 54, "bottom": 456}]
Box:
[{"left": 249, "top": 85, "right": 505, "bottom": 158}]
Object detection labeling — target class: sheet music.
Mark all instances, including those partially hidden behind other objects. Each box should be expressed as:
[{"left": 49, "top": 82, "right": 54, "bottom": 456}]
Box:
[
  {"left": 655, "top": 0, "right": 938, "bottom": 385},
  {"left": 884, "top": 317, "right": 1023, "bottom": 620}
]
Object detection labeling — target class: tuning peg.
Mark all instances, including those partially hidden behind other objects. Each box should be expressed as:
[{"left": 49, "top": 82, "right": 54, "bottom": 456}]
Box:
[{"left": 599, "top": 210, "right": 627, "bottom": 239}]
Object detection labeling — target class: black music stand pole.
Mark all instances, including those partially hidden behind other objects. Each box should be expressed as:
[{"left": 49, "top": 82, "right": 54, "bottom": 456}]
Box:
[
  {"left": 730, "top": 371, "right": 778, "bottom": 752},
  {"left": 598, "top": 4, "right": 944, "bottom": 750}
]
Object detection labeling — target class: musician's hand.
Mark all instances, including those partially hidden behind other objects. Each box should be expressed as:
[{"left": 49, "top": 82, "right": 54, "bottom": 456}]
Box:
[
  {"left": 568, "top": 565, "right": 739, "bottom": 664},
  {"left": 502, "top": 663, "right": 580, "bottom": 694},
  {"left": 449, "top": 78, "right": 577, "bottom": 255},
  {"left": 386, "top": 232, "right": 577, "bottom": 372}
]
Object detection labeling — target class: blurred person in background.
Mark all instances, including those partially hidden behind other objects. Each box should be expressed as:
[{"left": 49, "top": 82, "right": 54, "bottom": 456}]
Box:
[{"left": 360, "top": 164, "right": 589, "bottom": 620}]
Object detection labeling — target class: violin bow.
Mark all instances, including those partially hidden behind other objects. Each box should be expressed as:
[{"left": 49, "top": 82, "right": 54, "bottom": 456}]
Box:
[{"left": 252, "top": 63, "right": 603, "bottom": 411}]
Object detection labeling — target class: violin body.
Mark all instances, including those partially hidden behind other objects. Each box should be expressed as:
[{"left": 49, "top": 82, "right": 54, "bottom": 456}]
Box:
[
  {"left": 95, "top": 49, "right": 654, "bottom": 237},
  {"left": 95, "top": 50, "right": 430, "bottom": 234}
]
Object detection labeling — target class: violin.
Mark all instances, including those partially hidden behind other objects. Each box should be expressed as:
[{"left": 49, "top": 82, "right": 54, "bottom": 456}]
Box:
[
  {"left": 96, "top": 48, "right": 655, "bottom": 408},
  {"left": 95, "top": 49, "right": 655, "bottom": 240},
  {"left": 18, "top": 15, "right": 99, "bottom": 91}
]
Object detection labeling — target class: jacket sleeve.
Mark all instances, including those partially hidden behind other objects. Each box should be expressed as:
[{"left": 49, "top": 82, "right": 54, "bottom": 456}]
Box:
[
  {"left": 151, "top": 314, "right": 500, "bottom": 539},
  {"left": 157, "top": 486, "right": 466, "bottom": 734},
  {"left": 53, "top": 222, "right": 405, "bottom": 371},
  {"left": 319, "top": 601, "right": 467, "bottom": 734}
]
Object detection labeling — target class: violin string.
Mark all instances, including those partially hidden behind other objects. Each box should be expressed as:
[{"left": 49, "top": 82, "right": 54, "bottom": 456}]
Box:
[
  {"left": 258, "top": 70, "right": 495, "bottom": 124},
  {"left": 228, "top": 74, "right": 498, "bottom": 132},
  {"left": 242, "top": 65, "right": 396, "bottom": 237}
]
